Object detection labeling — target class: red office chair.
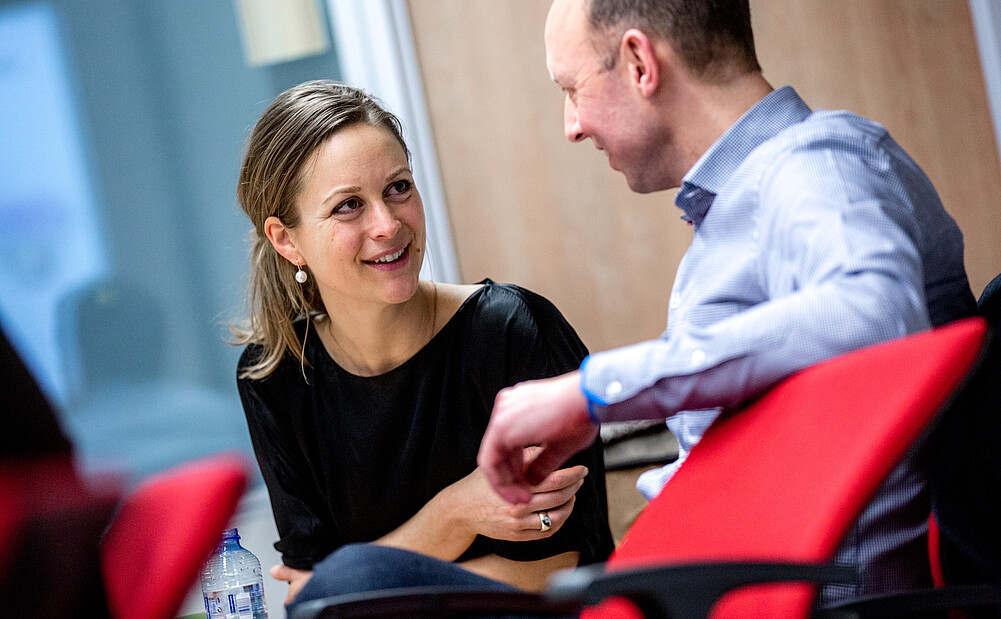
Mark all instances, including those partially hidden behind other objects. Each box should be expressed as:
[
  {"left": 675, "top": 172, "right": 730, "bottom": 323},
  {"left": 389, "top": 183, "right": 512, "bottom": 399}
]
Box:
[
  {"left": 0, "top": 456, "right": 121, "bottom": 618},
  {"left": 0, "top": 453, "right": 249, "bottom": 619},
  {"left": 2, "top": 324, "right": 252, "bottom": 619},
  {"left": 2, "top": 325, "right": 119, "bottom": 617},
  {"left": 101, "top": 452, "right": 250, "bottom": 619},
  {"left": 291, "top": 317, "right": 988, "bottom": 619},
  {"left": 560, "top": 316, "right": 988, "bottom": 619},
  {"left": 822, "top": 277, "right": 1001, "bottom": 618}
]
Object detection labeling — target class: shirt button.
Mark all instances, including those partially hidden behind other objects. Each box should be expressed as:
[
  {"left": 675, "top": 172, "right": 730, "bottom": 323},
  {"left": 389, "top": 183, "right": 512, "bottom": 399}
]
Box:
[
  {"left": 690, "top": 349, "right": 706, "bottom": 365},
  {"left": 669, "top": 296, "right": 680, "bottom": 309},
  {"left": 605, "top": 381, "right": 623, "bottom": 399}
]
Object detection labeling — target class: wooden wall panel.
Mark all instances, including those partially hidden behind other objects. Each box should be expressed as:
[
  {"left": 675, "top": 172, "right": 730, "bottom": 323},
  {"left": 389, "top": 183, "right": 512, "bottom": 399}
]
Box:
[{"left": 407, "top": 0, "right": 1001, "bottom": 354}]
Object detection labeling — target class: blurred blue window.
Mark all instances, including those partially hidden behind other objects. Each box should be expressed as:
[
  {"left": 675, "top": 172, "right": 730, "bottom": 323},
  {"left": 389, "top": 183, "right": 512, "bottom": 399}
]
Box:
[{"left": 0, "top": 0, "right": 341, "bottom": 485}]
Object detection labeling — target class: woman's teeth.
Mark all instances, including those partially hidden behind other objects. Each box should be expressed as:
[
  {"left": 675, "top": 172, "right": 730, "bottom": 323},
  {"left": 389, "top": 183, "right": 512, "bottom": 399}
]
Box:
[{"left": 372, "top": 246, "right": 406, "bottom": 263}]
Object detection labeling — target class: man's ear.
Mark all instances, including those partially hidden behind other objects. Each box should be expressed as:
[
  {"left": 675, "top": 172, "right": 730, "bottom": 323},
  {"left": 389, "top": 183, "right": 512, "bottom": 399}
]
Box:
[
  {"left": 621, "top": 28, "right": 660, "bottom": 98},
  {"left": 264, "top": 216, "right": 302, "bottom": 266}
]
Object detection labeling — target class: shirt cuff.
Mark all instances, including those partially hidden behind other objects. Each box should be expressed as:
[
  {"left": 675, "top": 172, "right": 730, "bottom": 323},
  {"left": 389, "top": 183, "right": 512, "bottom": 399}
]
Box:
[{"left": 579, "top": 355, "right": 606, "bottom": 424}]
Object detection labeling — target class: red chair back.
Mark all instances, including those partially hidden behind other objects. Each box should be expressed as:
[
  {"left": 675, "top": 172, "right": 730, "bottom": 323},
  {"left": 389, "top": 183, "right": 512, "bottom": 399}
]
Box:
[
  {"left": 593, "top": 318, "right": 987, "bottom": 619},
  {"left": 1, "top": 456, "right": 121, "bottom": 618},
  {"left": 100, "top": 452, "right": 249, "bottom": 619}
]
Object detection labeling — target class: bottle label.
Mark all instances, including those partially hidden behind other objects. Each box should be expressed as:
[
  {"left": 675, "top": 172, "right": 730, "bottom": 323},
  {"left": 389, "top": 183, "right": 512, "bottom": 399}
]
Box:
[{"left": 203, "top": 583, "right": 267, "bottom": 619}]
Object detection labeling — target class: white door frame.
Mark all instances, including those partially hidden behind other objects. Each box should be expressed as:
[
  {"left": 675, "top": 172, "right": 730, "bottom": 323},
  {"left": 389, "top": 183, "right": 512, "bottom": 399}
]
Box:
[{"left": 970, "top": 0, "right": 1001, "bottom": 165}]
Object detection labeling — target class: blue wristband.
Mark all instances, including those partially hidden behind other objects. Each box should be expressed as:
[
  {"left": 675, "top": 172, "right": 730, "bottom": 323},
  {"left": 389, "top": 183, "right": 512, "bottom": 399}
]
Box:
[{"left": 578, "top": 355, "right": 604, "bottom": 424}]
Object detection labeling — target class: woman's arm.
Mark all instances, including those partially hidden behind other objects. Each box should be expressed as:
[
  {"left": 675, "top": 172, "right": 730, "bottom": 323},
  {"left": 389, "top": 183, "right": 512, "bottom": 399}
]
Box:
[
  {"left": 272, "top": 458, "right": 587, "bottom": 602},
  {"left": 459, "top": 551, "right": 580, "bottom": 592},
  {"left": 372, "top": 452, "right": 587, "bottom": 563},
  {"left": 237, "top": 355, "right": 342, "bottom": 602}
]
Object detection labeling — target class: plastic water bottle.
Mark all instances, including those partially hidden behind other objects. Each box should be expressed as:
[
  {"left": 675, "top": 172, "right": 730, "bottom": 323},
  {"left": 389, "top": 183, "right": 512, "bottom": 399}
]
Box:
[{"left": 200, "top": 528, "right": 269, "bottom": 619}]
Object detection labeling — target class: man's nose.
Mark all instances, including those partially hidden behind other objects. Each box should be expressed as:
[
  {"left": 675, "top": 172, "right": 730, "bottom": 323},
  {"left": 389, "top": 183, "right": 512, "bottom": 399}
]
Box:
[{"left": 564, "top": 97, "right": 584, "bottom": 142}]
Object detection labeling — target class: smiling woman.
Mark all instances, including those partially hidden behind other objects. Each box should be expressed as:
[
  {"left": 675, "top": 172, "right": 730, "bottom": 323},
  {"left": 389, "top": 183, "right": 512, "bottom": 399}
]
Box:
[
  {"left": 229, "top": 80, "right": 614, "bottom": 608},
  {"left": 264, "top": 123, "right": 430, "bottom": 376}
]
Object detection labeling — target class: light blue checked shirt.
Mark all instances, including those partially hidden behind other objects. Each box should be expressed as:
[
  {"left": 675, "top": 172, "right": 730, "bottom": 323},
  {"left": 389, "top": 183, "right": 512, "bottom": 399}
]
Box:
[{"left": 581, "top": 86, "right": 975, "bottom": 599}]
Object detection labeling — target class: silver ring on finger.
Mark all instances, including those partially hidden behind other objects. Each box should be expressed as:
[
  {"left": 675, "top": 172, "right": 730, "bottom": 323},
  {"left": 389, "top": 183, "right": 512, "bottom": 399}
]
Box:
[{"left": 538, "top": 511, "right": 552, "bottom": 532}]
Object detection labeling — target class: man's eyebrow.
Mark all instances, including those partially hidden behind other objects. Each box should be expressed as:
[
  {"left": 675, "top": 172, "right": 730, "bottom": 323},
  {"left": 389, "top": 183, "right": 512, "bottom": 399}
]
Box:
[{"left": 546, "top": 55, "right": 564, "bottom": 86}]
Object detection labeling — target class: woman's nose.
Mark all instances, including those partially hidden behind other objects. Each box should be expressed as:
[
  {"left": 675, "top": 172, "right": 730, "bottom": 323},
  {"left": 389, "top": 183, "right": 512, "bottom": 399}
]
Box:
[{"left": 368, "top": 202, "right": 402, "bottom": 238}]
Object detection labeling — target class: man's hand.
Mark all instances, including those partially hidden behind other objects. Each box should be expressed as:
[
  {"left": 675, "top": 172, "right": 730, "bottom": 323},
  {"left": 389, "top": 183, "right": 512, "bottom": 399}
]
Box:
[{"left": 477, "top": 371, "right": 598, "bottom": 504}]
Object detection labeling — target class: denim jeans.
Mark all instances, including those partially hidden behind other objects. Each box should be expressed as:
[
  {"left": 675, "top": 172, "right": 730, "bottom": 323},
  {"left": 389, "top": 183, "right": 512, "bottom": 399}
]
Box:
[{"left": 288, "top": 543, "right": 562, "bottom": 618}]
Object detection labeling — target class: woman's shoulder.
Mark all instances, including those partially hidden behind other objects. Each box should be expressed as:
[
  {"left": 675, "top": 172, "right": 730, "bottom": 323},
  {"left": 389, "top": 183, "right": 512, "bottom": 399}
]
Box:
[
  {"left": 236, "top": 319, "right": 316, "bottom": 385},
  {"left": 460, "top": 279, "right": 567, "bottom": 324},
  {"left": 237, "top": 340, "right": 266, "bottom": 375},
  {"left": 442, "top": 279, "right": 579, "bottom": 349},
  {"left": 432, "top": 281, "right": 484, "bottom": 318}
]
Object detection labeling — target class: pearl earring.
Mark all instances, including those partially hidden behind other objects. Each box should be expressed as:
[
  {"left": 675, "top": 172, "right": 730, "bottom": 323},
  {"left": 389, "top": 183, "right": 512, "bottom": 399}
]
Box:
[{"left": 295, "top": 262, "right": 308, "bottom": 284}]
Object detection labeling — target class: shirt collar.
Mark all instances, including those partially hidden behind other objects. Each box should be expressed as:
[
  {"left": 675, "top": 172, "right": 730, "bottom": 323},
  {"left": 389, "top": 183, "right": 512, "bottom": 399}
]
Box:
[{"left": 675, "top": 86, "right": 812, "bottom": 225}]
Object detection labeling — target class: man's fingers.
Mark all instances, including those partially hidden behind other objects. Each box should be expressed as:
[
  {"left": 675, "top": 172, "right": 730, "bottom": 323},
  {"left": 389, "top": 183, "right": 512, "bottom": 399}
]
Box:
[
  {"left": 524, "top": 445, "right": 582, "bottom": 487},
  {"left": 479, "top": 374, "right": 592, "bottom": 503},
  {"left": 480, "top": 448, "right": 533, "bottom": 504},
  {"left": 495, "top": 481, "right": 533, "bottom": 505},
  {"left": 521, "top": 445, "right": 545, "bottom": 465},
  {"left": 524, "top": 423, "right": 599, "bottom": 486},
  {"left": 478, "top": 417, "right": 539, "bottom": 504}
]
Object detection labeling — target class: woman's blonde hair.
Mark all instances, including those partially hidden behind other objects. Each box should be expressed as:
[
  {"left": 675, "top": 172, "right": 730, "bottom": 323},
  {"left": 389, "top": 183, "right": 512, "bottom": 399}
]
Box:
[{"left": 232, "top": 80, "right": 410, "bottom": 379}]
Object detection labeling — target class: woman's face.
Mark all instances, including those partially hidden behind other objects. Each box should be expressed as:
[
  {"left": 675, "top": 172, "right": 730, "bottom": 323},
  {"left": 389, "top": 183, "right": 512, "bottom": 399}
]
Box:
[{"left": 290, "top": 123, "right": 425, "bottom": 311}]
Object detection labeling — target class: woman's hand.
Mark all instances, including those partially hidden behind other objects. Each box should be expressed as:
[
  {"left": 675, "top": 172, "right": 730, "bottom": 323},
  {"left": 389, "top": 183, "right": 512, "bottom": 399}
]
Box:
[
  {"left": 447, "top": 448, "right": 587, "bottom": 542},
  {"left": 270, "top": 564, "right": 313, "bottom": 605},
  {"left": 372, "top": 447, "right": 587, "bottom": 560}
]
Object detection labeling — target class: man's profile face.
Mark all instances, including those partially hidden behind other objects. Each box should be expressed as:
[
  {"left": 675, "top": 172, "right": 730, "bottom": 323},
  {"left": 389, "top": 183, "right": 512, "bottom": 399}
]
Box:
[
  {"left": 544, "top": 0, "right": 670, "bottom": 193},
  {"left": 546, "top": 0, "right": 610, "bottom": 140}
]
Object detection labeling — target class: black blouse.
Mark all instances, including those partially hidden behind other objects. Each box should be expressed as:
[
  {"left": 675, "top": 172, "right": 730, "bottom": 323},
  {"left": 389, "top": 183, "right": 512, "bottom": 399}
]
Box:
[{"left": 237, "top": 281, "right": 614, "bottom": 570}]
